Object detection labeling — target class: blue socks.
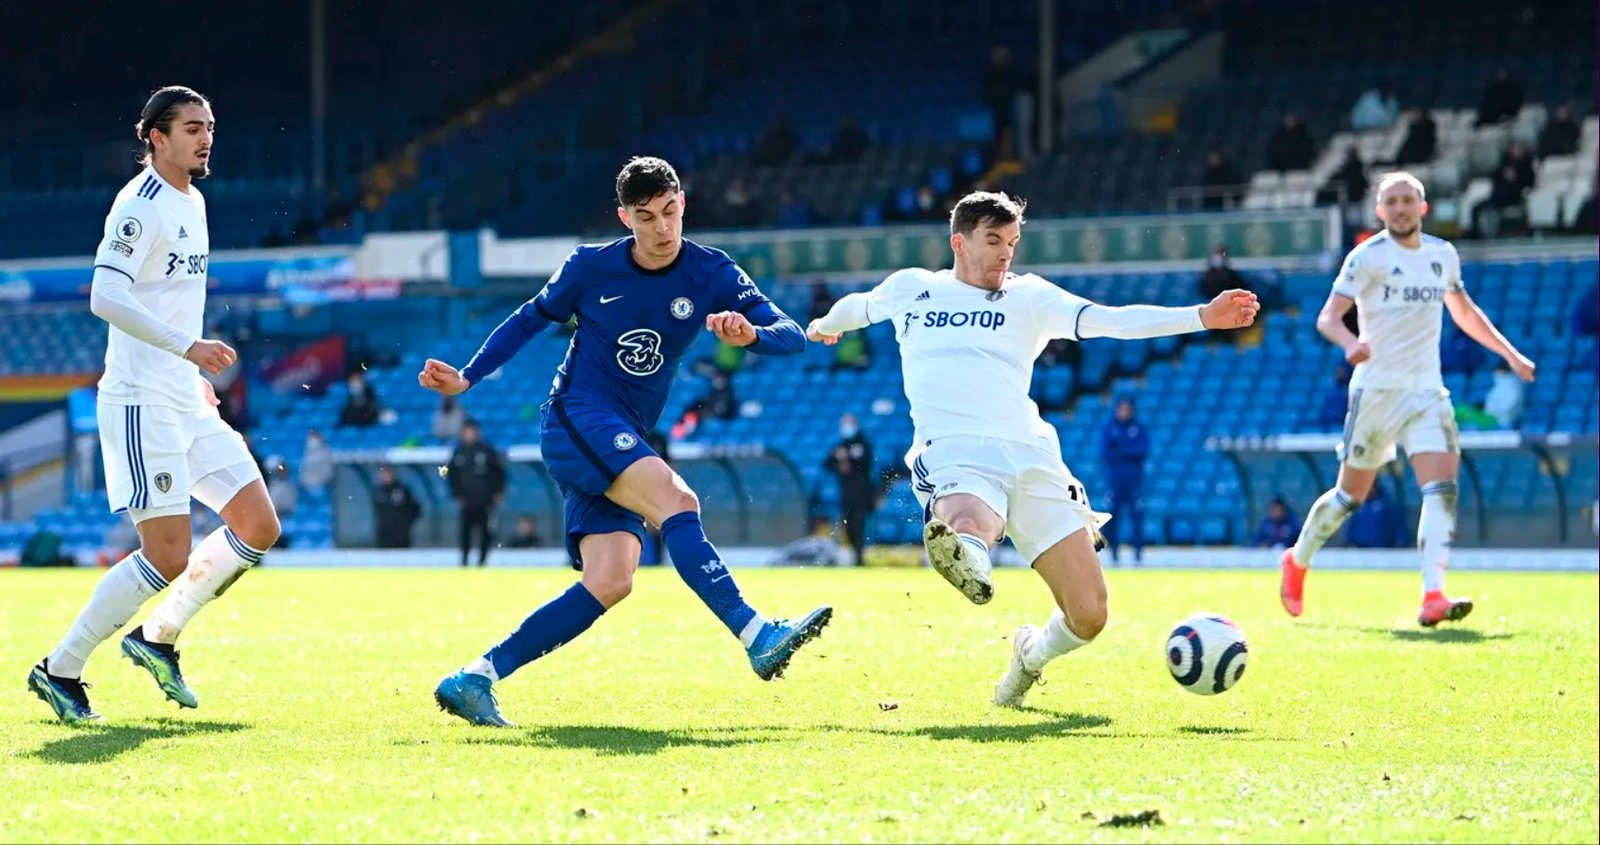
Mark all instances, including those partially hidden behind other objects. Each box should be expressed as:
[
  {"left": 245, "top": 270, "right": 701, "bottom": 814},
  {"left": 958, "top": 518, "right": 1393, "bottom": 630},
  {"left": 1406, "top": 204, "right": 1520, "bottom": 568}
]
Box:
[
  {"left": 483, "top": 583, "right": 605, "bottom": 680},
  {"left": 661, "top": 512, "right": 759, "bottom": 639}
]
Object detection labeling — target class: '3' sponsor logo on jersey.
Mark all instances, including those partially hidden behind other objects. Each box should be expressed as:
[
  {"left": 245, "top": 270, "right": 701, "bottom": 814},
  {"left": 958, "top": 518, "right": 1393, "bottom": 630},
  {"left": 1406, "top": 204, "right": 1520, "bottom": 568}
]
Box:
[
  {"left": 164, "top": 253, "right": 208, "bottom": 278},
  {"left": 616, "top": 328, "right": 664, "bottom": 376}
]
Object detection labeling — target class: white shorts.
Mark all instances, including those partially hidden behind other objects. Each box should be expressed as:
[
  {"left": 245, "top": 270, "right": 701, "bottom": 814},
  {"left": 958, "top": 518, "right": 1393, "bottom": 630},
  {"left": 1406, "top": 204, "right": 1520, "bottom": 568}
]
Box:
[
  {"left": 907, "top": 435, "right": 1109, "bottom": 564},
  {"left": 1338, "top": 387, "right": 1460, "bottom": 470},
  {"left": 98, "top": 402, "right": 262, "bottom": 523}
]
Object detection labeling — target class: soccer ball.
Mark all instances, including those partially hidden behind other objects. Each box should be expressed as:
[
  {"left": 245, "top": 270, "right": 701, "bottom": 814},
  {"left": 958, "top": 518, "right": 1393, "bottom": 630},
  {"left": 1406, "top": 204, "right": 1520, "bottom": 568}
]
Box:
[{"left": 1166, "top": 613, "right": 1248, "bottom": 695}]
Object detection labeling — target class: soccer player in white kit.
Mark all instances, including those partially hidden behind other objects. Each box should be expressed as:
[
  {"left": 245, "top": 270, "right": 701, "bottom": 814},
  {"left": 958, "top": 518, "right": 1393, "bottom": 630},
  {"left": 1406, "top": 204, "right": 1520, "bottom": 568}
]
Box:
[
  {"left": 808, "top": 192, "right": 1258, "bottom": 707},
  {"left": 28, "top": 87, "right": 281, "bottom": 723},
  {"left": 1280, "top": 172, "right": 1536, "bottom": 627}
]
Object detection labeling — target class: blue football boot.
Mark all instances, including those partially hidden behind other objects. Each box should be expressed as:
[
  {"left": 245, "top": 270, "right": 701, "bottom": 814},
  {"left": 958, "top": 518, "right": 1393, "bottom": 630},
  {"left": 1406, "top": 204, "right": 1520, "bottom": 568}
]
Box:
[
  {"left": 27, "top": 661, "right": 102, "bottom": 724},
  {"left": 434, "top": 671, "right": 513, "bottom": 727},
  {"left": 747, "top": 606, "right": 834, "bottom": 680},
  {"left": 121, "top": 630, "right": 199, "bottom": 709}
]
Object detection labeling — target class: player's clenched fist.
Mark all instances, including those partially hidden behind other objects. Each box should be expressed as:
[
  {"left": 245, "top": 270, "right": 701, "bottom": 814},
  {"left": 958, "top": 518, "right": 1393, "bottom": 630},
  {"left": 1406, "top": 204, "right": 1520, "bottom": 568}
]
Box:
[
  {"left": 1199, "top": 289, "right": 1260, "bottom": 330},
  {"left": 706, "top": 311, "right": 758, "bottom": 347},
  {"left": 418, "top": 358, "right": 470, "bottom": 395},
  {"left": 806, "top": 320, "right": 841, "bottom": 346},
  {"left": 185, "top": 338, "right": 236, "bottom": 375}
]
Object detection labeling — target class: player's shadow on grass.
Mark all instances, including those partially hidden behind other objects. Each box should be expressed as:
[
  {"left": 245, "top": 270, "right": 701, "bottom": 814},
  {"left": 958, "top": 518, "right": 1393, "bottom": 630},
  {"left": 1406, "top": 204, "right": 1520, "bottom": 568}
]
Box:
[
  {"left": 1305, "top": 622, "right": 1513, "bottom": 644},
  {"left": 875, "top": 710, "right": 1113, "bottom": 743},
  {"left": 23, "top": 717, "right": 250, "bottom": 765},
  {"left": 462, "top": 724, "right": 788, "bottom": 756}
]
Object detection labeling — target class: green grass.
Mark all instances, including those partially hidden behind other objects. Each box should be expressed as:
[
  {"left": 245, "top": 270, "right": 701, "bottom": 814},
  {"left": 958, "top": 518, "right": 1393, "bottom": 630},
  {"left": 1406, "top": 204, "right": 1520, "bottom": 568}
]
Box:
[{"left": 2, "top": 566, "right": 1596, "bottom": 843}]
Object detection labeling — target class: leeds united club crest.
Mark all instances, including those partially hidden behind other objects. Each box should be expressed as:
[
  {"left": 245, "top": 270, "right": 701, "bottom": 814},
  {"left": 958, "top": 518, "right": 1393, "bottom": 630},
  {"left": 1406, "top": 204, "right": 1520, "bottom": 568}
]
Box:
[{"left": 154, "top": 472, "right": 172, "bottom": 493}]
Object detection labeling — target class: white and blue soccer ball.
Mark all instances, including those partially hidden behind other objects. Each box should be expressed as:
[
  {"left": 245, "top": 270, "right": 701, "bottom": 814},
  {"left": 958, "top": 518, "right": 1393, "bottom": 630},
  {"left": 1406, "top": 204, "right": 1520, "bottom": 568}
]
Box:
[{"left": 1166, "top": 613, "right": 1248, "bottom": 696}]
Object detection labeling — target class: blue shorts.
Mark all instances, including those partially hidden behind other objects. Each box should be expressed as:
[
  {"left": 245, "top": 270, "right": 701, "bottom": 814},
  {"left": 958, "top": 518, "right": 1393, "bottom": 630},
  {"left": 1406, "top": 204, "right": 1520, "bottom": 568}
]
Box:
[{"left": 541, "top": 397, "right": 655, "bottom": 566}]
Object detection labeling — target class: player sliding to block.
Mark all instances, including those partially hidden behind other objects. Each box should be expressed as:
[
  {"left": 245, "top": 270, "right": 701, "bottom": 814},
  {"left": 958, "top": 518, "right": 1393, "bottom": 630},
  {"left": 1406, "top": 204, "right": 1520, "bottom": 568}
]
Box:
[
  {"left": 808, "top": 192, "right": 1258, "bottom": 708},
  {"left": 419, "top": 157, "right": 832, "bottom": 727},
  {"left": 1281, "top": 172, "right": 1535, "bottom": 627}
]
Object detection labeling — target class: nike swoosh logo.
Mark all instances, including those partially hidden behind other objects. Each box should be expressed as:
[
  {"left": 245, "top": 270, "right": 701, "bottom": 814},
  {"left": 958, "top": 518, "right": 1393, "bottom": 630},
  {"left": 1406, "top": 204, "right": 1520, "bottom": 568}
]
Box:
[{"left": 599, "top": 295, "right": 624, "bottom": 304}]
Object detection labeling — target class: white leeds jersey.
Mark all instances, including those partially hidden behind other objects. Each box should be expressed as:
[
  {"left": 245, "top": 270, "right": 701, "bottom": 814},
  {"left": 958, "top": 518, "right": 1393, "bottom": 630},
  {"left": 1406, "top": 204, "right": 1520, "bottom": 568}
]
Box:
[
  {"left": 93, "top": 168, "right": 211, "bottom": 412},
  {"left": 1333, "top": 231, "right": 1463, "bottom": 391},
  {"left": 861, "top": 268, "right": 1089, "bottom": 445}
]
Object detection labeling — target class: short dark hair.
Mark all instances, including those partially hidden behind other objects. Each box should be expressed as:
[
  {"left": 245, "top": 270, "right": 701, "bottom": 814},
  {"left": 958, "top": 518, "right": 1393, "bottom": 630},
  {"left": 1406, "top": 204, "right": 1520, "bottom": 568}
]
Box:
[
  {"left": 136, "top": 85, "right": 210, "bottom": 165},
  {"left": 615, "top": 156, "right": 681, "bottom": 208},
  {"left": 949, "top": 191, "right": 1026, "bottom": 236}
]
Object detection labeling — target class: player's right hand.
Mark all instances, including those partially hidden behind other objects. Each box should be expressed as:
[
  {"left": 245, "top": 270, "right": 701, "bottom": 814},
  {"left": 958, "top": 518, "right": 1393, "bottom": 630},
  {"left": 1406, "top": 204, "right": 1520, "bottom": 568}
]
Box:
[
  {"left": 185, "top": 339, "right": 237, "bottom": 375},
  {"left": 418, "top": 358, "right": 470, "bottom": 395},
  {"left": 806, "top": 320, "right": 841, "bottom": 346},
  {"left": 1343, "top": 340, "right": 1373, "bottom": 365}
]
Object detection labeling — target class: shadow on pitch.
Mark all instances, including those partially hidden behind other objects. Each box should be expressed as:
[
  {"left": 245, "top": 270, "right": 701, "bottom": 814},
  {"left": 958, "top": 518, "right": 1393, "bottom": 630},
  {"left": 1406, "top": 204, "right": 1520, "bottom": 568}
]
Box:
[
  {"left": 461, "top": 724, "right": 789, "bottom": 756},
  {"left": 22, "top": 717, "right": 250, "bottom": 765},
  {"left": 867, "top": 710, "right": 1113, "bottom": 743},
  {"left": 1303, "top": 622, "right": 1513, "bottom": 644}
]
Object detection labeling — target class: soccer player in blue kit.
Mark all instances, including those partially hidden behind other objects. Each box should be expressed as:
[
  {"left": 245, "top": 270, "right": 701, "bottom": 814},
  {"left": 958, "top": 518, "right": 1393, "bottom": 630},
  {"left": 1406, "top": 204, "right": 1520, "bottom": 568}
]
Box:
[{"left": 419, "top": 157, "right": 832, "bottom": 726}]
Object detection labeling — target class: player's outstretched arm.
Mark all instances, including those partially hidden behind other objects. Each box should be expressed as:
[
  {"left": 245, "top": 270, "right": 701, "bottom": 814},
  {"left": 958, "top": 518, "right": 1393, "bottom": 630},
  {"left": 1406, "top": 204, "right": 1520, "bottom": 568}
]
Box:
[
  {"left": 421, "top": 299, "right": 554, "bottom": 394},
  {"left": 806, "top": 292, "right": 874, "bottom": 345},
  {"left": 89, "top": 265, "right": 238, "bottom": 374},
  {"left": 1444, "top": 289, "right": 1535, "bottom": 381},
  {"left": 706, "top": 302, "right": 805, "bottom": 354},
  {"left": 1075, "top": 290, "right": 1260, "bottom": 340}
]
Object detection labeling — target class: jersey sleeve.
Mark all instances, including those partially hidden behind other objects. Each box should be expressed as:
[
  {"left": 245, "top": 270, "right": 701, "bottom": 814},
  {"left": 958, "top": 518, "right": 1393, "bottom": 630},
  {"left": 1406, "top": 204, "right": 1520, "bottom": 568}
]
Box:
[
  {"left": 530, "top": 249, "right": 585, "bottom": 322},
  {"left": 1331, "top": 247, "right": 1370, "bottom": 299},
  {"left": 712, "top": 259, "right": 772, "bottom": 315},
  {"left": 1443, "top": 244, "right": 1465, "bottom": 293},
  {"left": 93, "top": 196, "right": 165, "bottom": 282},
  {"left": 1029, "top": 277, "right": 1093, "bottom": 341},
  {"left": 861, "top": 269, "right": 920, "bottom": 323}
]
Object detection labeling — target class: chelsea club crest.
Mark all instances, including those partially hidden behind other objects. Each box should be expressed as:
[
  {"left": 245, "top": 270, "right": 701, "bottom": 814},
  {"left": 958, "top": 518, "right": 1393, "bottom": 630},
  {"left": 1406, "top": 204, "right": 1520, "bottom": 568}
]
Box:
[
  {"left": 670, "top": 297, "right": 694, "bottom": 320},
  {"left": 614, "top": 432, "right": 638, "bottom": 451}
]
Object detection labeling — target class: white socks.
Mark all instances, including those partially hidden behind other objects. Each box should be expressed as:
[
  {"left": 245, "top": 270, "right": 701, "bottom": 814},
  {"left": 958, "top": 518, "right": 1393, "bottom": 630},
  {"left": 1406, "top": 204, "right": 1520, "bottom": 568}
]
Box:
[
  {"left": 47, "top": 552, "right": 169, "bottom": 678},
  {"left": 463, "top": 656, "right": 500, "bottom": 682},
  {"left": 1291, "top": 487, "right": 1361, "bottom": 567},
  {"left": 141, "top": 527, "right": 264, "bottom": 644},
  {"left": 737, "top": 614, "right": 769, "bottom": 648},
  {"left": 1419, "top": 480, "right": 1457, "bottom": 594},
  {"left": 1024, "top": 609, "right": 1091, "bottom": 674}
]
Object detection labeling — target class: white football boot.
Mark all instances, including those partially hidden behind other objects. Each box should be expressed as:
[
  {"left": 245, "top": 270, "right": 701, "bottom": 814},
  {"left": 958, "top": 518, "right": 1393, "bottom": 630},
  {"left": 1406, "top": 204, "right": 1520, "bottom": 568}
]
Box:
[
  {"left": 923, "top": 518, "right": 993, "bottom": 604},
  {"left": 993, "top": 624, "right": 1044, "bottom": 708}
]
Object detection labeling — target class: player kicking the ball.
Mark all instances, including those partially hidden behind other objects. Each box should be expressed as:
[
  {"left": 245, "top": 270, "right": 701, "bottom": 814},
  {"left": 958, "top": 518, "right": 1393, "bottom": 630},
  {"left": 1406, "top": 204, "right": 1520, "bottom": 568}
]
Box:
[
  {"left": 808, "top": 192, "right": 1257, "bottom": 707},
  {"left": 419, "top": 157, "right": 831, "bottom": 726},
  {"left": 30, "top": 87, "right": 280, "bottom": 723},
  {"left": 1280, "top": 172, "right": 1535, "bottom": 627}
]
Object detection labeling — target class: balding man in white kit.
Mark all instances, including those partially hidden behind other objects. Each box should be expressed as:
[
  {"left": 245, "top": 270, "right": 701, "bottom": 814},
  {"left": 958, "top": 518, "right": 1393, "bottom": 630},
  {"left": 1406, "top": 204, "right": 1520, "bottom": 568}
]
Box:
[{"left": 808, "top": 191, "right": 1258, "bottom": 707}]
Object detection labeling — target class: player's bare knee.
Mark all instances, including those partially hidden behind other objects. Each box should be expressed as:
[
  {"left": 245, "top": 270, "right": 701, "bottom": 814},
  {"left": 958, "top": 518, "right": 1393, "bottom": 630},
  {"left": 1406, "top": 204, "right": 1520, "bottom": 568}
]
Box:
[
  {"left": 1068, "top": 598, "right": 1108, "bottom": 640},
  {"left": 581, "top": 565, "right": 634, "bottom": 608},
  {"left": 139, "top": 543, "right": 190, "bottom": 579},
  {"left": 234, "top": 509, "right": 281, "bottom": 552},
  {"left": 663, "top": 487, "right": 700, "bottom": 520}
]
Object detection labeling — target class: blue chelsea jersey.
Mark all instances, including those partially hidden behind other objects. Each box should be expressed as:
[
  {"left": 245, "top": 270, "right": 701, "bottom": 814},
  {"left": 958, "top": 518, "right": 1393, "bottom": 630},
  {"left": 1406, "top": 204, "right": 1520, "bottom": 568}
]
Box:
[{"left": 530, "top": 237, "right": 771, "bottom": 429}]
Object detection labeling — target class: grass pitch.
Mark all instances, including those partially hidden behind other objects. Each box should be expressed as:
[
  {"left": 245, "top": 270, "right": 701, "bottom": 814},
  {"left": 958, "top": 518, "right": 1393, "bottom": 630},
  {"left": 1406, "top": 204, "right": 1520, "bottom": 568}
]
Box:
[{"left": 2, "top": 565, "right": 1596, "bottom": 843}]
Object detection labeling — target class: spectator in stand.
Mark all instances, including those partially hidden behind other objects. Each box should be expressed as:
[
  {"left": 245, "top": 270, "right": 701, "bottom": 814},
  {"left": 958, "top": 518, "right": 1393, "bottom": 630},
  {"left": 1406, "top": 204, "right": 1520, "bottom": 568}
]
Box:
[
  {"left": 507, "top": 515, "right": 543, "bottom": 548},
  {"left": 1100, "top": 397, "right": 1149, "bottom": 566},
  {"left": 266, "top": 459, "right": 298, "bottom": 517},
  {"left": 751, "top": 115, "right": 797, "bottom": 167},
  {"left": 1200, "top": 149, "right": 1244, "bottom": 209},
  {"left": 822, "top": 413, "right": 876, "bottom": 567},
  {"left": 1350, "top": 86, "right": 1399, "bottom": 131},
  {"left": 1537, "top": 104, "right": 1581, "bottom": 159},
  {"left": 372, "top": 464, "right": 421, "bottom": 549},
  {"left": 914, "top": 185, "right": 943, "bottom": 220},
  {"left": 1199, "top": 246, "right": 1252, "bottom": 344},
  {"left": 1475, "top": 65, "right": 1524, "bottom": 127},
  {"left": 447, "top": 419, "right": 507, "bottom": 568},
  {"left": 808, "top": 282, "right": 833, "bottom": 322},
  {"left": 1318, "top": 147, "right": 1368, "bottom": 206},
  {"left": 1572, "top": 284, "right": 1599, "bottom": 336},
  {"left": 983, "top": 45, "right": 1019, "bottom": 159},
  {"left": 721, "top": 177, "right": 760, "bottom": 228},
  {"left": 1483, "top": 362, "right": 1525, "bottom": 429},
  {"left": 1498, "top": 143, "right": 1537, "bottom": 194},
  {"left": 432, "top": 395, "right": 466, "bottom": 442},
  {"left": 1394, "top": 108, "right": 1438, "bottom": 165},
  {"left": 337, "top": 371, "right": 381, "bottom": 428},
  {"left": 299, "top": 428, "right": 334, "bottom": 493},
  {"left": 775, "top": 190, "right": 813, "bottom": 228},
  {"left": 689, "top": 372, "right": 738, "bottom": 422},
  {"left": 1253, "top": 496, "right": 1301, "bottom": 549},
  {"left": 1266, "top": 112, "right": 1316, "bottom": 172}
]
